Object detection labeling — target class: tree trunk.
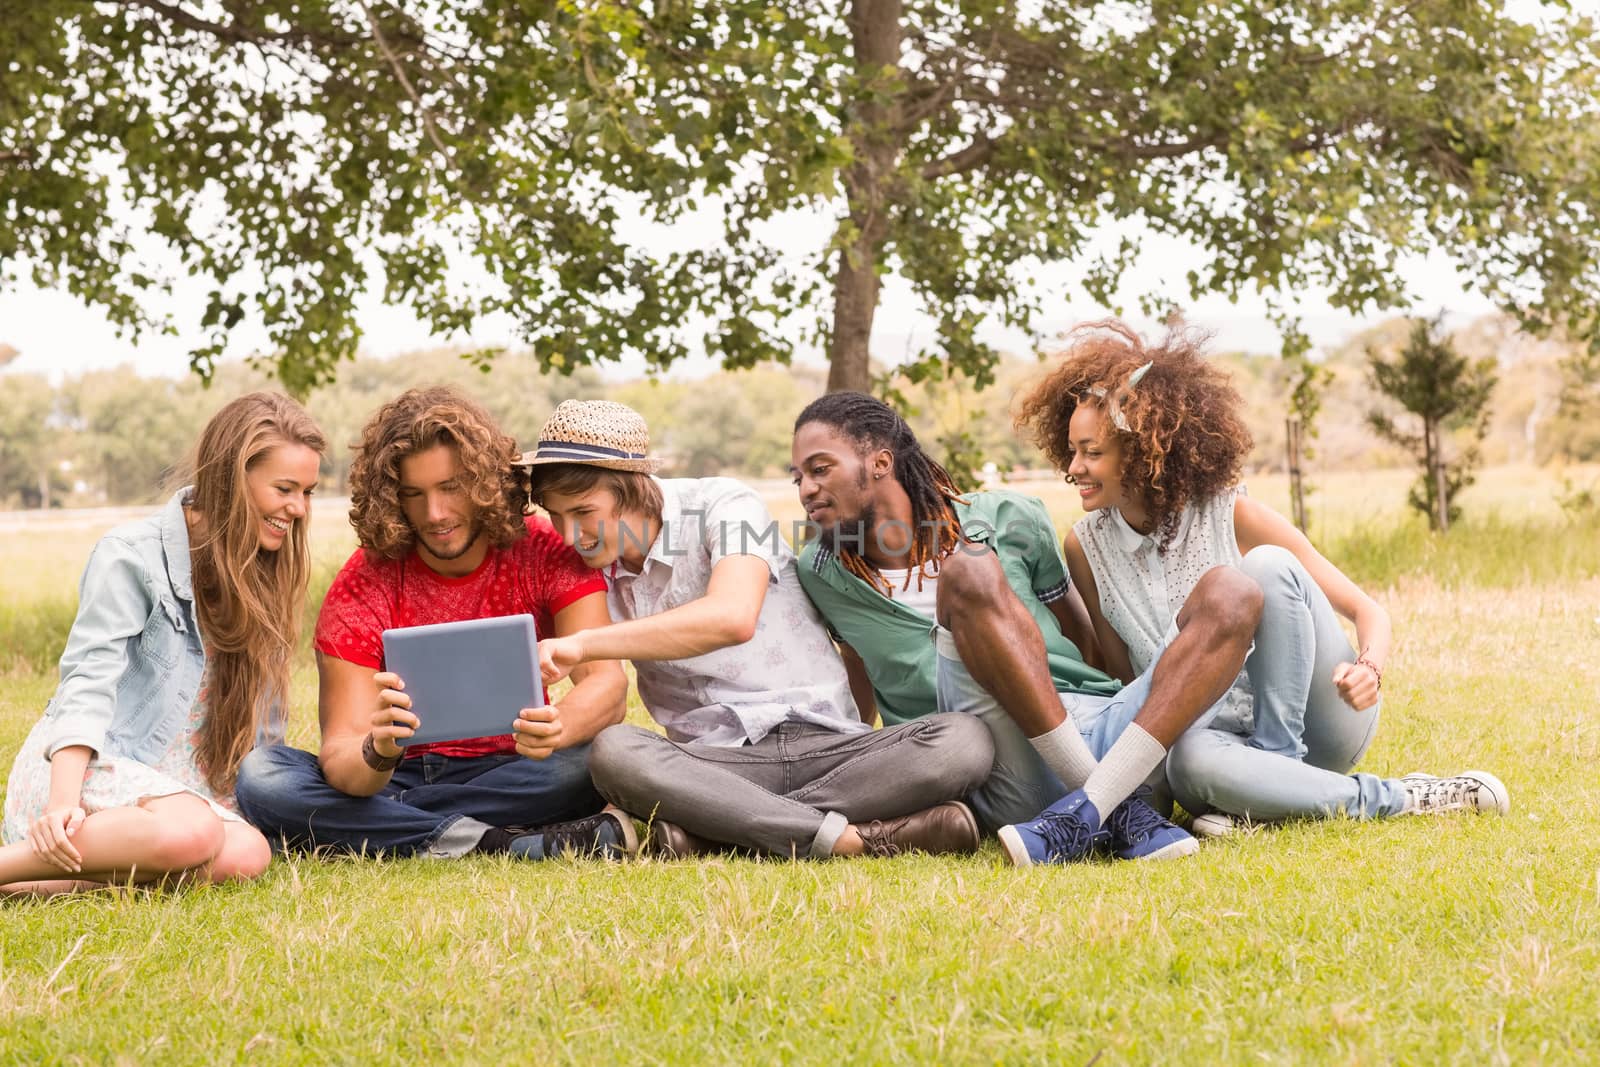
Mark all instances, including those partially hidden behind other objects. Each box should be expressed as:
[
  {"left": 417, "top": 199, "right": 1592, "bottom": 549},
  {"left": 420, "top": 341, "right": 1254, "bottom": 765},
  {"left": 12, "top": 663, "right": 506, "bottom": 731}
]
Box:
[
  {"left": 827, "top": 215, "right": 884, "bottom": 395},
  {"left": 826, "top": 0, "right": 903, "bottom": 396},
  {"left": 1425, "top": 415, "right": 1449, "bottom": 533},
  {"left": 1286, "top": 415, "right": 1307, "bottom": 532}
]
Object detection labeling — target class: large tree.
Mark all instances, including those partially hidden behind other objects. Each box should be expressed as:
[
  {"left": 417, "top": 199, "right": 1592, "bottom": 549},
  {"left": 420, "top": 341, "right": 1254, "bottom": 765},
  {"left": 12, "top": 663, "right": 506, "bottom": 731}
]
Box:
[{"left": 4, "top": 1, "right": 1599, "bottom": 395}]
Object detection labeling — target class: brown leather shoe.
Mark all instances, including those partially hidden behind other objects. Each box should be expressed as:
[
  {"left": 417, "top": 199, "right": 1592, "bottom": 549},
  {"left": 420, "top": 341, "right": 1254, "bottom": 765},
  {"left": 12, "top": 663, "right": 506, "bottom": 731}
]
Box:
[
  {"left": 854, "top": 800, "right": 980, "bottom": 857},
  {"left": 639, "top": 819, "right": 718, "bottom": 859}
]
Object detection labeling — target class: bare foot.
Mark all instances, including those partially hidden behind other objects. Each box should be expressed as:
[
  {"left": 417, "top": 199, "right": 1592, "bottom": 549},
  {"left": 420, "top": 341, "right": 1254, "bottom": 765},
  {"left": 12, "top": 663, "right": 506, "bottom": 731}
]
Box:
[{"left": 1, "top": 879, "right": 107, "bottom": 898}]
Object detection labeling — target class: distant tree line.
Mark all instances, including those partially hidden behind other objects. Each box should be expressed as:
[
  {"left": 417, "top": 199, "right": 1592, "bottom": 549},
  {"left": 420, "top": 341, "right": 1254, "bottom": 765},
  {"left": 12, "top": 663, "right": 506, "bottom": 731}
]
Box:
[{"left": 0, "top": 314, "right": 1594, "bottom": 511}]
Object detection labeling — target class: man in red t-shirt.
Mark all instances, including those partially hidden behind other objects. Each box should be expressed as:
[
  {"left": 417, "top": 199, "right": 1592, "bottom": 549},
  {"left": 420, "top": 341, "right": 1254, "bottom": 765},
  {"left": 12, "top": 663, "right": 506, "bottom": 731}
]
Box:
[{"left": 236, "top": 386, "right": 632, "bottom": 860}]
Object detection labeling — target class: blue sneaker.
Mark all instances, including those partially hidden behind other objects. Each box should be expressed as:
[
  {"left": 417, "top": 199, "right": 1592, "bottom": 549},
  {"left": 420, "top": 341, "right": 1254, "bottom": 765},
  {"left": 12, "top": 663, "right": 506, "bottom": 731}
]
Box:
[
  {"left": 1104, "top": 789, "right": 1198, "bottom": 861},
  {"left": 997, "top": 789, "right": 1104, "bottom": 867}
]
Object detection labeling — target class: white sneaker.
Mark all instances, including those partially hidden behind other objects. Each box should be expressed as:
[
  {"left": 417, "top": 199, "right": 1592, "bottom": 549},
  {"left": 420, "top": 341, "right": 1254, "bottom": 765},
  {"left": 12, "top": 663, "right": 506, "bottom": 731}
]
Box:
[
  {"left": 1189, "top": 812, "right": 1263, "bottom": 839},
  {"left": 1400, "top": 771, "right": 1511, "bottom": 816}
]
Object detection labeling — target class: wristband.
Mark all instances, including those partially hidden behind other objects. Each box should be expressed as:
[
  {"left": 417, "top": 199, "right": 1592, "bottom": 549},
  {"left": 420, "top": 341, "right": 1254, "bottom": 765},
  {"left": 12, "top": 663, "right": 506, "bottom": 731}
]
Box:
[
  {"left": 1355, "top": 654, "right": 1383, "bottom": 691},
  {"left": 362, "top": 733, "right": 404, "bottom": 772}
]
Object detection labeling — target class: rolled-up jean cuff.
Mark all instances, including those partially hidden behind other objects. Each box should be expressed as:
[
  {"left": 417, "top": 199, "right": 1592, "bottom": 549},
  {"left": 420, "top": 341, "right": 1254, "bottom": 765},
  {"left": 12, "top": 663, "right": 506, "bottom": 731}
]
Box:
[
  {"left": 811, "top": 810, "right": 849, "bottom": 859},
  {"left": 425, "top": 814, "right": 492, "bottom": 859}
]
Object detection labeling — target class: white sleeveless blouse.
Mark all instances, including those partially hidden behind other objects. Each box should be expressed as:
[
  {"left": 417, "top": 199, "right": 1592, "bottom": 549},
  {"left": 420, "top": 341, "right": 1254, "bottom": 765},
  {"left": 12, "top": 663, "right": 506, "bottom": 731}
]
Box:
[{"left": 1074, "top": 487, "right": 1252, "bottom": 723}]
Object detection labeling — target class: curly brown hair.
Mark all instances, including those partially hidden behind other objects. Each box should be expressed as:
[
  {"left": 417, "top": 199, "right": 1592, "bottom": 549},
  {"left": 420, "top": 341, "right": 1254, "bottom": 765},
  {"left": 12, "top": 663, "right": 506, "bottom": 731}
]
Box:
[
  {"left": 348, "top": 386, "right": 527, "bottom": 558},
  {"left": 1014, "top": 319, "right": 1254, "bottom": 551}
]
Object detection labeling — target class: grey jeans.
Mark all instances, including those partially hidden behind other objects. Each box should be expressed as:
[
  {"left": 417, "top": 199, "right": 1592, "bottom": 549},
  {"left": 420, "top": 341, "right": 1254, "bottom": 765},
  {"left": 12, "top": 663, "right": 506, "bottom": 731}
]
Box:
[{"left": 587, "top": 714, "right": 996, "bottom": 858}]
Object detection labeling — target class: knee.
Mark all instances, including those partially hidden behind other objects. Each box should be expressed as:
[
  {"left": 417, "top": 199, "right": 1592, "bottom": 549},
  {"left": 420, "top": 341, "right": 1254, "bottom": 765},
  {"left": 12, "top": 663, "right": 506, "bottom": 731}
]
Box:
[
  {"left": 935, "top": 549, "right": 1007, "bottom": 626},
  {"left": 1239, "top": 545, "right": 1299, "bottom": 591},
  {"left": 234, "top": 745, "right": 304, "bottom": 807},
  {"left": 210, "top": 828, "right": 273, "bottom": 882},
  {"left": 1189, "top": 565, "right": 1263, "bottom": 638},
  {"left": 930, "top": 713, "right": 997, "bottom": 788},
  {"left": 1164, "top": 732, "right": 1208, "bottom": 786},
  {"left": 151, "top": 815, "right": 228, "bottom": 872},
  {"left": 586, "top": 725, "right": 648, "bottom": 787},
  {"left": 1164, "top": 733, "right": 1216, "bottom": 811}
]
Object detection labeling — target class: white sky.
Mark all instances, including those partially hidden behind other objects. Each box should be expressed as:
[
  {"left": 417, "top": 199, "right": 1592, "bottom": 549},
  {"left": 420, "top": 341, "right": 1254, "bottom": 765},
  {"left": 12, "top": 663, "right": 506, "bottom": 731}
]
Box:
[{"left": 0, "top": 210, "right": 1499, "bottom": 385}]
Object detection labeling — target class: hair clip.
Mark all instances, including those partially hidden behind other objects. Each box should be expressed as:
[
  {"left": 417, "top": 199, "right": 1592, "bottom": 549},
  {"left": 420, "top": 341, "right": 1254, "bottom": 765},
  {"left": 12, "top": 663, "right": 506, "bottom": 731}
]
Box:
[
  {"left": 1127, "top": 361, "right": 1153, "bottom": 387},
  {"left": 1085, "top": 384, "right": 1131, "bottom": 432}
]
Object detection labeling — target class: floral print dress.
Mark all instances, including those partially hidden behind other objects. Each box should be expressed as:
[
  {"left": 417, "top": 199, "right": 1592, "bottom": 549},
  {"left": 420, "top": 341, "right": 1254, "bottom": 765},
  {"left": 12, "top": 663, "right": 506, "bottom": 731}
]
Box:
[{"left": 2, "top": 670, "right": 243, "bottom": 845}]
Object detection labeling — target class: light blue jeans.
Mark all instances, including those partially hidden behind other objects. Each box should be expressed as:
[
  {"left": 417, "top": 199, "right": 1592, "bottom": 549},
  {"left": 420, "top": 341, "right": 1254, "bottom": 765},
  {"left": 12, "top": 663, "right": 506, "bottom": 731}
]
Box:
[{"left": 1165, "top": 546, "right": 1408, "bottom": 821}]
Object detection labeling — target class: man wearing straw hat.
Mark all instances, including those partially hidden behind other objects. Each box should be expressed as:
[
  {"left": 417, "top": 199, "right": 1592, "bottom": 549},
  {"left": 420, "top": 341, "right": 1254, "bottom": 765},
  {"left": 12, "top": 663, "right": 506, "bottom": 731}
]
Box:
[{"left": 520, "top": 399, "right": 995, "bottom": 860}]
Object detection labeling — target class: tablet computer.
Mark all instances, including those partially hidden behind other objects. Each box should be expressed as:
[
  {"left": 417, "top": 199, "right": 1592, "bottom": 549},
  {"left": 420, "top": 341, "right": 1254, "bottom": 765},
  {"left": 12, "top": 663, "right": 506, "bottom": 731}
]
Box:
[{"left": 380, "top": 614, "right": 545, "bottom": 748}]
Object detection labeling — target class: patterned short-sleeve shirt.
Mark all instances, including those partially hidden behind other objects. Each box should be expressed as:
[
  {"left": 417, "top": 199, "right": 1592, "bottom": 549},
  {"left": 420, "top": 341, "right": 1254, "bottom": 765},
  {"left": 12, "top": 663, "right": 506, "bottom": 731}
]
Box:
[
  {"left": 315, "top": 515, "right": 607, "bottom": 758},
  {"left": 603, "top": 477, "right": 865, "bottom": 746}
]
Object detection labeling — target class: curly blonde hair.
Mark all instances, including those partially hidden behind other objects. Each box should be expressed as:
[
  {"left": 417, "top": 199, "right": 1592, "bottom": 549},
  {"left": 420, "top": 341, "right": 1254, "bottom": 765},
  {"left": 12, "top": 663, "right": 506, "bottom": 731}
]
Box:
[
  {"left": 348, "top": 386, "right": 526, "bottom": 558},
  {"left": 1014, "top": 319, "right": 1253, "bottom": 551}
]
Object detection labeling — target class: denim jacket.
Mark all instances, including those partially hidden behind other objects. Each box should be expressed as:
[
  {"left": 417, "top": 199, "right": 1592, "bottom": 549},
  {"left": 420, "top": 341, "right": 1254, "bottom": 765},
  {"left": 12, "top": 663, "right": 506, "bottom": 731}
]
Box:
[{"left": 39, "top": 488, "right": 286, "bottom": 764}]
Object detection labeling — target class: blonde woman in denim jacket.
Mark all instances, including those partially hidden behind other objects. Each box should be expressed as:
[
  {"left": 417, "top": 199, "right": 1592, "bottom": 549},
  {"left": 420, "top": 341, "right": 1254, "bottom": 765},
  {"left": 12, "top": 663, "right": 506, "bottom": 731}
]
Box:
[{"left": 1, "top": 393, "right": 325, "bottom": 896}]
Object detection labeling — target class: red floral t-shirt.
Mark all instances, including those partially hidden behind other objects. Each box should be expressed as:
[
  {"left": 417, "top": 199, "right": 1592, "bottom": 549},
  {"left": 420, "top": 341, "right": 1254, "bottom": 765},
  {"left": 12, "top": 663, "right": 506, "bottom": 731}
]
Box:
[{"left": 314, "top": 516, "right": 607, "bottom": 758}]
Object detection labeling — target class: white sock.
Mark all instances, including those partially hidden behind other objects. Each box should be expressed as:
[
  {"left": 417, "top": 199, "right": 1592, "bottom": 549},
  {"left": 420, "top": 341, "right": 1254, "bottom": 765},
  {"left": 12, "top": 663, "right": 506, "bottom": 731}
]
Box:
[
  {"left": 1028, "top": 720, "right": 1098, "bottom": 790},
  {"left": 1082, "top": 724, "right": 1167, "bottom": 817}
]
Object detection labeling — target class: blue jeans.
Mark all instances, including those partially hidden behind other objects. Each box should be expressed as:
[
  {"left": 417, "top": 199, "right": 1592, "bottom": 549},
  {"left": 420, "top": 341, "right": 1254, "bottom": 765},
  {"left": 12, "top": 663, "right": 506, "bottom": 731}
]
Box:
[
  {"left": 933, "top": 627, "right": 1221, "bottom": 832},
  {"left": 234, "top": 744, "right": 604, "bottom": 858},
  {"left": 1165, "top": 546, "right": 1407, "bottom": 820}
]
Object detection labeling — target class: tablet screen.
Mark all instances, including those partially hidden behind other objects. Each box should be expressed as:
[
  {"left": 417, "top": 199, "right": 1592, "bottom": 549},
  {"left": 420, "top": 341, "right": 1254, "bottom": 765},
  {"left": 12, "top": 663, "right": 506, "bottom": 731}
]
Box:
[{"left": 380, "top": 614, "right": 545, "bottom": 747}]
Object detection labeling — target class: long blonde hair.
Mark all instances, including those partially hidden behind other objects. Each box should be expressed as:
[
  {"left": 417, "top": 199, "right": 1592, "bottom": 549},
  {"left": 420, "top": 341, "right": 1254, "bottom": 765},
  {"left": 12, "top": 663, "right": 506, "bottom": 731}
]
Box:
[{"left": 177, "top": 392, "right": 326, "bottom": 793}]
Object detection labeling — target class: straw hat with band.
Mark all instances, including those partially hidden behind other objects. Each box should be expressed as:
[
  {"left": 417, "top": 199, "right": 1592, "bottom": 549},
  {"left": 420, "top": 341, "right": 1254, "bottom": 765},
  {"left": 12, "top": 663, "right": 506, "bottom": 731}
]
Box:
[{"left": 517, "top": 399, "right": 662, "bottom": 474}]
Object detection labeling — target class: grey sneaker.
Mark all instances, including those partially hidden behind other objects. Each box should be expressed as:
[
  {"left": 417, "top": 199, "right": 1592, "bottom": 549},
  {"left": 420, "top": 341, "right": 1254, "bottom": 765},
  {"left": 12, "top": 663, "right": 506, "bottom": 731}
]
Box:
[
  {"left": 1400, "top": 771, "right": 1511, "bottom": 816},
  {"left": 1189, "top": 812, "right": 1264, "bottom": 839}
]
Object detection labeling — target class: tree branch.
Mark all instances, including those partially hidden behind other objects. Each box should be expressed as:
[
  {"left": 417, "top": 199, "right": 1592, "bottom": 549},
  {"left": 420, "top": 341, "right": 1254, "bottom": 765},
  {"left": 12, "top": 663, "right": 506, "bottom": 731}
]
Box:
[
  {"left": 116, "top": 0, "right": 363, "bottom": 49},
  {"left": 358, "top": 1, "right": 451, "bottom": 160},
  {"left": 922, "top": 135, "right": 997, "bottom": 179}
]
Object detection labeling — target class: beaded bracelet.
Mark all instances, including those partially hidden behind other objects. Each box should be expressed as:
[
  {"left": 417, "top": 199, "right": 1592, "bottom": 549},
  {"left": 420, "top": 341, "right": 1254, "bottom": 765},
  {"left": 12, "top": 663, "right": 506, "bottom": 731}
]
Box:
[{"left": 1355, "top": 654, "right": 1383, "bottom": 691}]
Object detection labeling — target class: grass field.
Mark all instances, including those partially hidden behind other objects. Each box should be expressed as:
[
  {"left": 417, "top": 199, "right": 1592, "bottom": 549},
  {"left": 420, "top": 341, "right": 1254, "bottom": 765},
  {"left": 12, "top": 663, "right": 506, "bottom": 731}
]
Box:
[{"left": 2, "top": 466, "right": 1599, "bottom": 1063}]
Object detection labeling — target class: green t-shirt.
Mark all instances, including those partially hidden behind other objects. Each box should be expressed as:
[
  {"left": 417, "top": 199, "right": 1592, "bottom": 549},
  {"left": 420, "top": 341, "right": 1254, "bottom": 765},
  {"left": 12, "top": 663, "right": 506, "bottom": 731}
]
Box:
[{"left": 796, "top": 490, "right": 1121, "bottom": 727}]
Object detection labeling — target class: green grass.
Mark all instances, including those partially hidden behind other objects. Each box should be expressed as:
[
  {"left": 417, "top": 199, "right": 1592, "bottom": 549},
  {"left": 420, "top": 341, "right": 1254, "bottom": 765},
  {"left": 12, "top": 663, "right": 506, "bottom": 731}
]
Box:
[{"left": 4, "top": 476, "right": 1600, "bottom": 1063}]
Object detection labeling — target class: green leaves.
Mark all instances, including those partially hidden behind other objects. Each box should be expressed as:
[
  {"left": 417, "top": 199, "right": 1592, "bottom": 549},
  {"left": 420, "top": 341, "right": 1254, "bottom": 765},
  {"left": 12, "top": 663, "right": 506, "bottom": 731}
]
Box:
[{"left": 4, "top": 1, "right": 1599, "bottom": 397}]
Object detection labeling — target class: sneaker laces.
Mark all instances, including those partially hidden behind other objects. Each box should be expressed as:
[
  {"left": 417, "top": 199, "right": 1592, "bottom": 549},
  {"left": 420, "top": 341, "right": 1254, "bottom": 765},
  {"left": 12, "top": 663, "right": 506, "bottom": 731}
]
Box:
[
  {"left": 1035, "top": 809, "right": 1096, "bottom": 859},
  {"left": 539, "top": 812, "right": 613, "bottom": 855},
  {"left": 857, "top": 818, "right": 906, "bottom": 857},
  {"left": 1105, "top": 794, "right": 1169, "bottom": 845},
  {"left": 1405, "top": 776, "right": 1477, "bottom": 812}
]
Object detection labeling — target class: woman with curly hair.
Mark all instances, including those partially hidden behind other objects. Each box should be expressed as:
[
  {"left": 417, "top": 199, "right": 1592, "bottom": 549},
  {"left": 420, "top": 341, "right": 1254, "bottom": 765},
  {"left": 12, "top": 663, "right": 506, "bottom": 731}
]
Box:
[
  {"left": 1016, "top": 320, "right": 1509, "bottom": 833},
  {"left": 2, "top": 392, "right": 325, "bottom": 896}
]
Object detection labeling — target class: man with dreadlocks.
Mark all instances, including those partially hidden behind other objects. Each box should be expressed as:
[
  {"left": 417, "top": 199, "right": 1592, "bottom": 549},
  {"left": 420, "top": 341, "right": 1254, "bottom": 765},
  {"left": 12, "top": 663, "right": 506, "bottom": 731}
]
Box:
[{"left": 792, "top": 393, "right": 1264, "bottom": 866}]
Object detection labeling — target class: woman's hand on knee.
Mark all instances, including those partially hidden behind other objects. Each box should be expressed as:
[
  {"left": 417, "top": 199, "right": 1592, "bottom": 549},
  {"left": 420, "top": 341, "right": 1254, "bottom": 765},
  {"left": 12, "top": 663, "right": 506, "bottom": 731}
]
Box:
[{"left": 26, "top": 806, "right": 86, "bottom": 872}]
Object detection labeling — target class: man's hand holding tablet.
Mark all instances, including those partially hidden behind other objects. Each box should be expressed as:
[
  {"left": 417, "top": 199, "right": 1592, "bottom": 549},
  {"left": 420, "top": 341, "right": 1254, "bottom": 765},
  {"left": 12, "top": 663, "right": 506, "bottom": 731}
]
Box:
[
  {"left": 512, "top": 705, "right": 565, "bottom": 761},
  {"left": 370, "top": 670, "right": 417, "bottom": 760}
]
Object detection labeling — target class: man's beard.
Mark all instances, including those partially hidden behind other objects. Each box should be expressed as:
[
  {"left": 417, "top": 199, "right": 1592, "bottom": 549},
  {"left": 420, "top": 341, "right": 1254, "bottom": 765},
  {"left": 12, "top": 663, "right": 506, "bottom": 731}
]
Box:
[
  {"left": 417, "top": 521, "right": 484, "bottom": 561},
  {"left": 818, "top": 499, "right": 877, "bottom": 556}
]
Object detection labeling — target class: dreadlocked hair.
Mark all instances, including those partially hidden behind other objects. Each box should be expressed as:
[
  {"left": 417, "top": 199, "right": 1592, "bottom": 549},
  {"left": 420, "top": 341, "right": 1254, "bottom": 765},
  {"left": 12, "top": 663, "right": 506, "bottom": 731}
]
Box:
[
  {"left": 794, "top": 392, "right": 967, "bottom": 597},
  {"left": 1014, "top": 318, "right": 1253, "bottom": 552}
]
